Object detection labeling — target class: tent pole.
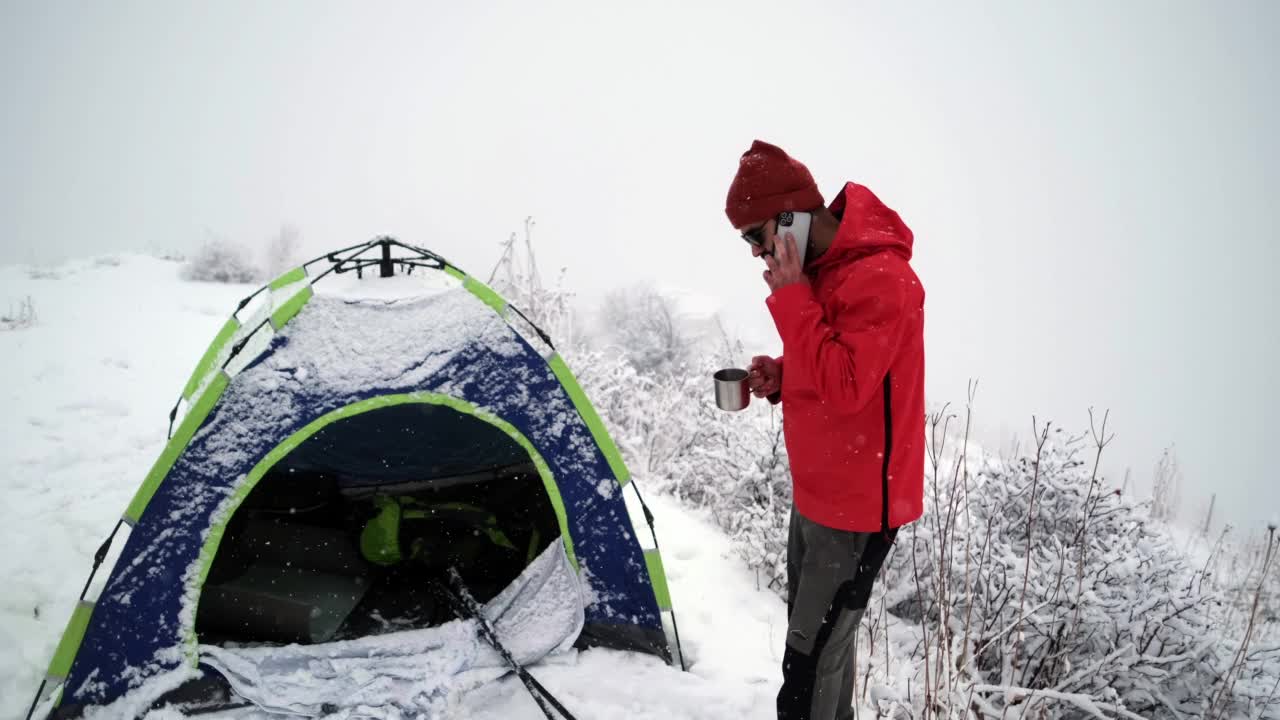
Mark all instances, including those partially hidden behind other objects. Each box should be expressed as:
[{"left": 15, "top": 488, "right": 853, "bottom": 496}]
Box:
[
  {"left": 23, "top": 679, "right": 46, "bottom": 720},
  {"left": 441, "top": 569, "right": 578, "bottom": 720},
  {"left": 378, "top": 237, "right": 394, "bottom": 278},
  {"left": 630, "top": 482, "right": 688, "bottom": 671},
  {"left": 25, "top": 519, "right": 125, "bottom": 720}
]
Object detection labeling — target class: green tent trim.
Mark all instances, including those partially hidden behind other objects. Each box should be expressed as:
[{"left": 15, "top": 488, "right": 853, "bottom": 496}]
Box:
[
  {"left": 124, "top": 372, "right": 231, "bottom": 525},
  {"left": 45, "top": 601, "right": 94, "bottom": 682},
  {"left": 268, "top": 266, "right": 307, "bottom": 290},
  {"left": 270, "top": 285, "right": 314, "bottom": 330},
  {"left": 547, "top": 354, "right": 631, "bottom": 487},
  {"left": 643, "top": 549, "right": 672, "bottom": 611},
  {"left": 181, "top": 318, "right": 239, "bottom": 401}
]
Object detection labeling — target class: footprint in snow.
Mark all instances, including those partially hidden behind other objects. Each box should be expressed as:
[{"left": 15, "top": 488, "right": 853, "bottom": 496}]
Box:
[
  {"left": 34, "top": 364, "right": 65, "bottom": 381},
  {"left": 183, "top": 305, "right": 224, "bottom": 317},
  {"left": 37, "top": 447, "right": 88, "bottom": 472},
  {"left": 57, "top": 400, "right": 130, "bottom": 417}
]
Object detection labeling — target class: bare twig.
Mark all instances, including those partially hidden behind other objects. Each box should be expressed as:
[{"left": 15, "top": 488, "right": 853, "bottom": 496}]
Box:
[
  {"left": 970, "top": 684, "right": 1148, "bottom": 720},
  {"left": 1010, "top": 418, "right": 1051, "bottom": 685},
  {"left": 1207, "top": 527, "right": 1278, "bottom": 719}
]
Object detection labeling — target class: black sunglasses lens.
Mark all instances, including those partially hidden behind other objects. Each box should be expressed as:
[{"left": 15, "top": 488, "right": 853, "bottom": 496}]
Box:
[{"left": 741, "top": 228, "right": 765, "bottom": 246}]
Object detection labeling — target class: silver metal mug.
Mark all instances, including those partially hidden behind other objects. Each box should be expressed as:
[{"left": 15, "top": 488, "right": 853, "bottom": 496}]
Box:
[{"left": 713, "top": 368, "right": 750, "bottom": 411}]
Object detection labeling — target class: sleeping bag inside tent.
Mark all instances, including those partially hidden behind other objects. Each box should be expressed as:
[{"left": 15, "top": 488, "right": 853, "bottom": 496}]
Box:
[{"left": 32, "top": 239, "right": 683, "bottom": 718}]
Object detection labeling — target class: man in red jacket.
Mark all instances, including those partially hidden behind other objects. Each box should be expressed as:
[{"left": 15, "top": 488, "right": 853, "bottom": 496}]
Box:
[{"left": 725, "top": 140, "right": 925, "bottom": 720}]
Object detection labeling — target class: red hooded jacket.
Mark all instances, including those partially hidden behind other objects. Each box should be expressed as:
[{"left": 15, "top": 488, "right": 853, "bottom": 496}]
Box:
[{"left": 767, "top": 183, "right": 925, "bottom": 532}]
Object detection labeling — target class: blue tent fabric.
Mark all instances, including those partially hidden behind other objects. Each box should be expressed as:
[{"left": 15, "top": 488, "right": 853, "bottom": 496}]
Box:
[
  {"left": 272, "top": 402, "right": 535, "bottom": 487},
  {"left": 61, "top": 290, "right": 663, "bottom": 708}
]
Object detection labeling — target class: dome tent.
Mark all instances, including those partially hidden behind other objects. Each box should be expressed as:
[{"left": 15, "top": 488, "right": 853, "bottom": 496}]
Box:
[{"left": 31, "top": 238, "right": 683, "bottom": 718}]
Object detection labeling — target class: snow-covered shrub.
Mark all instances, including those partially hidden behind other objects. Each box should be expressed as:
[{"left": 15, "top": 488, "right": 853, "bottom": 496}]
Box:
[
  {"left": 263, "top": 225, "right": 302, "bottom": 279},
  {"left": 182, "top": 239, "right": 260, "bottom": 284},
  {"left": 1150, "top": 446, "right": 1183, "bottom": 523},
  {"left": 487, "top": 218, "right": 581, "bottom": 349},
  {"left": 597, "top": 284, "right": 690, "bottom": 376},
  {"left": 887, "top": 411, "right": 1279, "bottom": 719},
  {"left": 572, "top": 332, "right": 793, "bottom": 592},
  {"left": 688, "top": 402, "right": 792, "bottom": 592},
  {"left": 580, "top": 356, "right": 790, "bottom": 586},
  {"left": 567, "top": 275, "right": 792, "bottom": 591},
  {"left": 0, "top": 296, "right": 36, "bottom": 331},
  {"left": 27, "top": 266, "right": 61, "bottom": 280},
  {"left": 1208, "top": 525, "right": 1280, "bottom": 717}
]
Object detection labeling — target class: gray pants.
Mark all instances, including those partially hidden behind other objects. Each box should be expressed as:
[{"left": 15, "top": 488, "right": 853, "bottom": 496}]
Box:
[{"left": 777, "top": 507, "right": 897, "bottom": 720}]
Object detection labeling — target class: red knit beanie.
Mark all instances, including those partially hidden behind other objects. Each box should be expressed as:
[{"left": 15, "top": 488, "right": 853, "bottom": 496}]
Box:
[{"left": 724, "top": 140, "right": 825, "bottom": 228}]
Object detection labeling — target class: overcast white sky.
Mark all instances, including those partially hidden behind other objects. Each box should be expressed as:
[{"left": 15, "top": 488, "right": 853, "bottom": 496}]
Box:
[{"left": 2, "top": 1, "right": 1276, "bottom": 531}]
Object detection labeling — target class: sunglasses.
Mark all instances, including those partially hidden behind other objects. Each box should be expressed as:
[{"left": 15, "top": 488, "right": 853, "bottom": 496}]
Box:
[{"left": 740, "top": 223, "right": 769, "bottom": 247}]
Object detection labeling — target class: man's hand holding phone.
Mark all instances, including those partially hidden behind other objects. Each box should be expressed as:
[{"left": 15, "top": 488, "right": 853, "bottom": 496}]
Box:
[{"left": 762, "top": 232, "right": 808, "bottom": 293}]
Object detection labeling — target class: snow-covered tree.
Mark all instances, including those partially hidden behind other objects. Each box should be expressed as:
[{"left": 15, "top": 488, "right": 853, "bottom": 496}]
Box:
[
  {"left": 183, "top": 237, "right": 260, "bottom": 284},
  {"left": 263, "top": 224, "right": 302, "bottom": 279},
  {"left": 486, "top": 217, "right": 579, "bottom": 349},
  {"left": 0, "top": 296, "right": 36, "bottom": 331},
  {"left": 1150, "top": 446, "right": 1183, "bottom": 524},
  {"left": 597, "top": 284, "right": 690, "bottom": 377}
]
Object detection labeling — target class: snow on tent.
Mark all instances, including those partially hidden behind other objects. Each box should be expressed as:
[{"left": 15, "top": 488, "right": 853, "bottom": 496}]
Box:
[{"left": 29, "top": 239, "right": 684, "bottom": 719}]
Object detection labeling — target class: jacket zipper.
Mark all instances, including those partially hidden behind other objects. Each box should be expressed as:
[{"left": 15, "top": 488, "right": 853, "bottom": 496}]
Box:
[{"left": 880, "top": 373, "right": 893, "bottom": 533}]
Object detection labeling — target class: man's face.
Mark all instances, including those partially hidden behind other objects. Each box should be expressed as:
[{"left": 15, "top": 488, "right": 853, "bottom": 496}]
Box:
[{"left": 738, "top": 218, "right": 778, "bottom": 259}]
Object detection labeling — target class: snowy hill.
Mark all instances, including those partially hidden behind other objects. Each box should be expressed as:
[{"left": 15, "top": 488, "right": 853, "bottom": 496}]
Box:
[{"left": 0, "top": 256, "right": 803, "bottom": 719}]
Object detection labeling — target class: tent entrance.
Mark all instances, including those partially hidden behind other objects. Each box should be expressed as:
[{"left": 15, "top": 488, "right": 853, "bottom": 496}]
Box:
[{"left": 194, "top": 402, "right": 563, "bottom": 646}]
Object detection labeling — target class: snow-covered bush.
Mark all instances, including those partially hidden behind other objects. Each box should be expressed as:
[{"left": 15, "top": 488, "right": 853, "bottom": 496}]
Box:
[
  {"left": 263, "top": 225, "right": 302, "bottom": 279},
  {"left": 487, "top": 218, "right": 581, "bottom": 349},
  {"left": 886, "top": 409, "right": 1280, "bottom": 719},
  {"left": 182, "top": 238, "right": 260, "bottom": 284},
  {"left": 686, "top": 402, "right": 792, "bottom": 593},
  {"left": 1150, "top": 446, "right": 1183, "bottom": 523},
  {"left": 570, "top": 344, "right": 793, "bottom": 591},
  {"left": 27, "top": 266, "right": 60, "bottom": 280},
  {"left": 0, "top": 296, "right": 36, "bottom": 331},
  {"left": 597, "top": 284, "right": 690, "bottom": 376}
]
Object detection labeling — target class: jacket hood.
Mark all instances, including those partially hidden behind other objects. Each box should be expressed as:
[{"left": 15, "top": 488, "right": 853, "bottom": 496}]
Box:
[{"left": 811, "top": 183, "right": 914, "bottom": 269}]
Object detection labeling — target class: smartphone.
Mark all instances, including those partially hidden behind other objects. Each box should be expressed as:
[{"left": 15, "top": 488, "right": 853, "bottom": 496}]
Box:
[{"left": 775, "top": 211, "right": 811, "bottom": 263}]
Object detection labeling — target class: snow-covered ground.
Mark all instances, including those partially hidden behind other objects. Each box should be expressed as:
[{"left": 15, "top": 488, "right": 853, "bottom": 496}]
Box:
[{"left": 0, "top": 256, "right": 817, "bottom": 719}]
